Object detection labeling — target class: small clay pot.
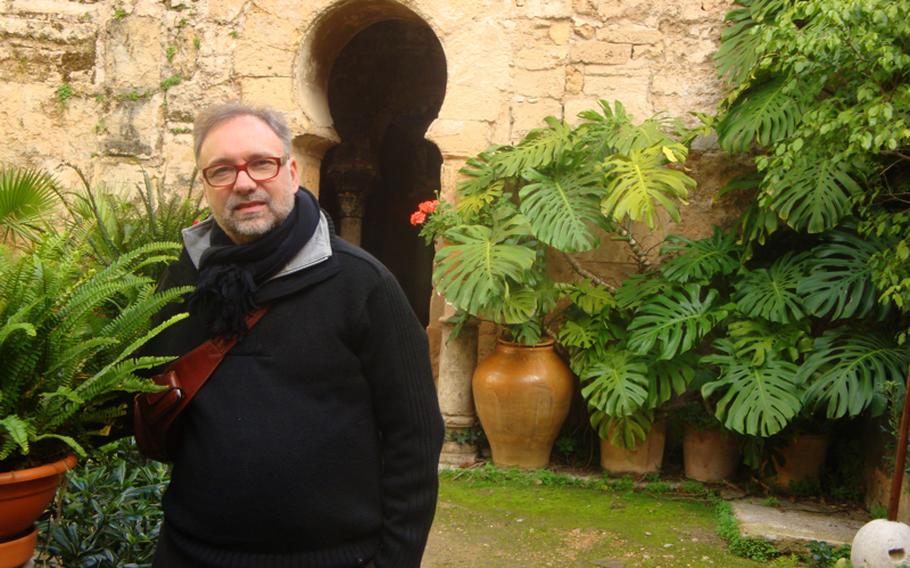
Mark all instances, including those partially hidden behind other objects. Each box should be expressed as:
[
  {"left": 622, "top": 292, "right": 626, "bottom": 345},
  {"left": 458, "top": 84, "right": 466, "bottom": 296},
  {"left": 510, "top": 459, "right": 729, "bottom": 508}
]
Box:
[
  {"left": 683, "top": 425, "right": 741, "bottom": 482},
  {"left": 600, "top": 420, "right": 666, "bottom": 475},
  {"left": 0, "top": 527, "right": 37, "bottom": 568}
]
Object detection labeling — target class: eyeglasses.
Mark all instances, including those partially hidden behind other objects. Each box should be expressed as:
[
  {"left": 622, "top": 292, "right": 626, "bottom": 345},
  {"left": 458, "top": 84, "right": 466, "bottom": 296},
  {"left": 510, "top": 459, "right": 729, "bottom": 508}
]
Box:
[{"left": 202, "top": 156, "right": 288, "bottom": 188}]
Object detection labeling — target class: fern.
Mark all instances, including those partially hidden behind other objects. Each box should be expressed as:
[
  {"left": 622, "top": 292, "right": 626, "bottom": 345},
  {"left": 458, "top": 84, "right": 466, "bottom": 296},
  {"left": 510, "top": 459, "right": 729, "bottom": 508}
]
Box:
[{"left": 0, "top": 233, "right": 186, "bottom": 468}]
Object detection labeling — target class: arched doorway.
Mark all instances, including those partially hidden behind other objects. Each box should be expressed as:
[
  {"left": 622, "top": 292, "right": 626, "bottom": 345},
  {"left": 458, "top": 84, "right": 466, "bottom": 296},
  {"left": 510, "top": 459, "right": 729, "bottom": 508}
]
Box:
[{"left": 318, "top": 17, "right": 447, "bottom": 326}]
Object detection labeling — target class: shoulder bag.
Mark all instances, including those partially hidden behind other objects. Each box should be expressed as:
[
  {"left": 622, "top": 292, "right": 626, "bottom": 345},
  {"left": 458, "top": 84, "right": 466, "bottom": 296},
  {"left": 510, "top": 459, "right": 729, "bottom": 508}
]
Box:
[{"left": 133, "top": 308, "right": 268, "bottom": 461}]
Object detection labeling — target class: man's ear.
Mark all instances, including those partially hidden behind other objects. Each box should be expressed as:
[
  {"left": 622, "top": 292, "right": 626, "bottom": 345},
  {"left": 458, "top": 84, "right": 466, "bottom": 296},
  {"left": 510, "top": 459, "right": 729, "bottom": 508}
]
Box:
[{"left": 288, "top": 156, "right": 300, "bottom": 188}]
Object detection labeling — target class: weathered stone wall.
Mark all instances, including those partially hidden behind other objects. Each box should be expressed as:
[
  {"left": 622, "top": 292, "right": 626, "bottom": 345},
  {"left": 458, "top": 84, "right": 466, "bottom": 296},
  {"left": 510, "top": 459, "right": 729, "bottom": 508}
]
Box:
[{"left": 1, "top": 0, "right": 733, "bottom": 200}]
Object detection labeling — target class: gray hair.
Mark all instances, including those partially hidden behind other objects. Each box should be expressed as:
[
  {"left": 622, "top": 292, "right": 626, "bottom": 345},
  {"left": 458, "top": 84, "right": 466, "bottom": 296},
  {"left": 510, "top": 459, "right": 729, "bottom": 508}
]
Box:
[{"left": 193, "top": 102, "right": 292, "bottom": 162}]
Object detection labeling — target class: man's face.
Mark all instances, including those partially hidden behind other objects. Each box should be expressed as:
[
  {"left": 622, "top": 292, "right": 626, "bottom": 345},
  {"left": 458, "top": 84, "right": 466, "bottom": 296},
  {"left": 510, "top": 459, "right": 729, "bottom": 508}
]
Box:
[{"left": 197, "top": 115, "right": 299, "bottom": 244}]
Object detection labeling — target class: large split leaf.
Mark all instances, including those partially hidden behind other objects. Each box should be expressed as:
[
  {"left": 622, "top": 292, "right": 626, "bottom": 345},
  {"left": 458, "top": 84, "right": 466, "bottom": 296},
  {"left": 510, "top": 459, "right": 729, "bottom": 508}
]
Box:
[
  {"left": 646, "top": 354, "right": 697, "bottom": 408},
  {"left": 433, "top": 214, "right": 536, "bottom": 321},
  {"left": 659, "top": 226, "right": 743, "bottom": 283},
  {"left": 580, "top": 347, "right": 649, "bottom": 418},
  {"left": 798, "top": 231, "right": 884, "bottom": 320},
  {"left": 800, "top": 328, "right": 908, "bottom": 420},
  {"left": 717, "top": 78, "right": 802, "bottom": 152},
  {"left": 628, "top": 284, "right": 730, "bottom": 359},
  {"left": 519, "top": 168, "right": 603, "bottom": 252},
  {"left": 767, "top": 159, "right": 862, "bottom": 234},
  {"left": 491, "top": 117, "right": 574, "bottom": 177},
  {"left": 601, "top": 143, "right": 695, "bottom": 228},
  {"left": 702, "top": 340, "right": 803, "bottom": 437},
  {"left": 733, "top": 252, "right": 809, "bottom": 324}
]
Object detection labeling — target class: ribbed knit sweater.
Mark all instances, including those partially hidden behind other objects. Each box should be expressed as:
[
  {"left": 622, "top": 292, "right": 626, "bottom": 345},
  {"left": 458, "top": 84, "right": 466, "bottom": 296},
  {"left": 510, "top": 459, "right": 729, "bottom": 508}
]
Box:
[{"left": 144, "top": 221, "right": 444, "bottom": 567}]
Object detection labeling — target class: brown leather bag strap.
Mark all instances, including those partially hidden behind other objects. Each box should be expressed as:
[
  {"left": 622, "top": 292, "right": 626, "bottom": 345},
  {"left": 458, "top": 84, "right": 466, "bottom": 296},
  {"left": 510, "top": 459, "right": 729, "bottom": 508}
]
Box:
[{"left": 165, "top": 307, "right": 268, "bottom": 415}]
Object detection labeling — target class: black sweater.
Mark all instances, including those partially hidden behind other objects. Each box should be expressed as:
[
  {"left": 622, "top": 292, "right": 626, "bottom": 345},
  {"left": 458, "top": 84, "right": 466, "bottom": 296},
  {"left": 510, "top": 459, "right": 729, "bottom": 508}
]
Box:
[{"left": 145, "top": 233, "right": 444, "bottom": 567}]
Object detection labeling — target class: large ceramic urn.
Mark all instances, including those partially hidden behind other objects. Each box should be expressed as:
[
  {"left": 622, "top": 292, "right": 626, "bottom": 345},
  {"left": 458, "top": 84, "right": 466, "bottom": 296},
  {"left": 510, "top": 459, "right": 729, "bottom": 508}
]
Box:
[{"left": 472, "top": 339, "right": 574, "bottom": 469}]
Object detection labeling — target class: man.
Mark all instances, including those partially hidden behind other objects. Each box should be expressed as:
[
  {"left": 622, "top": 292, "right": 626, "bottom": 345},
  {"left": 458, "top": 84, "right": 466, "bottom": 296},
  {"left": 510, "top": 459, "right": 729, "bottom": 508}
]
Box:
[{"left": 145, "top": 102, "right": 444, "bottom": 567}]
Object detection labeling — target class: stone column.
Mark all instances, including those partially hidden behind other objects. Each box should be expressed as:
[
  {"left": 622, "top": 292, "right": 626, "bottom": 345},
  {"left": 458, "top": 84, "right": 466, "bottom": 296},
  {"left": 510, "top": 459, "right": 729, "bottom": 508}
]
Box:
[
  {"left": 437, "top": 312, "right": 480, "bottom": 466},
  {"left": 337, "top": 191, "right": 366, "bottom": 246}
]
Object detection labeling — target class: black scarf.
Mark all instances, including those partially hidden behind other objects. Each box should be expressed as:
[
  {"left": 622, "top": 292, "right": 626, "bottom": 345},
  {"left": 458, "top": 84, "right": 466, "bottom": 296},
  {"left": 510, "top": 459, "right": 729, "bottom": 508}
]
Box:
[{"left": 188, "top": 189, "right": 321, "bottom": 338}]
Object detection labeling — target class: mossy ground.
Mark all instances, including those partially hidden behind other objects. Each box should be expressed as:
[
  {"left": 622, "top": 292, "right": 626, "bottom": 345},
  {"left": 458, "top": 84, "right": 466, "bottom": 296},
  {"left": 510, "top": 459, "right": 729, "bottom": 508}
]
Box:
[{"left": 423, "top": 468, "right": 772, "bottom": 567}]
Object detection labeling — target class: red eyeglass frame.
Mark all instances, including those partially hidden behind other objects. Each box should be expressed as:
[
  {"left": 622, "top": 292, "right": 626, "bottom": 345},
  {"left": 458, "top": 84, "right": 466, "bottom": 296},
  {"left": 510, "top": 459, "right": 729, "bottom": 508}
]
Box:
[{"left": 201, "top": 155, "right": 288, "bottom": 188}]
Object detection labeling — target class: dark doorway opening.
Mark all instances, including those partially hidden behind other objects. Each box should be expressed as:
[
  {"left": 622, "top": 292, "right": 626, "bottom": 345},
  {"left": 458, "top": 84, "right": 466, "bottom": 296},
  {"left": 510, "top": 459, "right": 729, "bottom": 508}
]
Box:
[{"left": 319, "top": 18, "right": 446, "bottom": 327}]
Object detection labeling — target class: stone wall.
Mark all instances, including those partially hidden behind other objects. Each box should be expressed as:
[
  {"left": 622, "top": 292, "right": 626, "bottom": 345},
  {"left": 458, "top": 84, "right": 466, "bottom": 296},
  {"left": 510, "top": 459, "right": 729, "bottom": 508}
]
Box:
[{"left": 2, "top": 0, "right": 734, "bottom": 203}]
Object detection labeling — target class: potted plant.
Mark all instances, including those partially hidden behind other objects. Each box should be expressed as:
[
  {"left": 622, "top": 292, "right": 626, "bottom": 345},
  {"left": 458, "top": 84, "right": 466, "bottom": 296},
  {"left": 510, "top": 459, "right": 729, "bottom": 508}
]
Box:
[
  {"left": 678, "top": 398, "right": 742, "bottom": 482},
  {"left": 418, "top": 101, "right": 698, "bottom": 468},
  {"left": 0, "top": 232, "right": 188, "bottom": 562}
]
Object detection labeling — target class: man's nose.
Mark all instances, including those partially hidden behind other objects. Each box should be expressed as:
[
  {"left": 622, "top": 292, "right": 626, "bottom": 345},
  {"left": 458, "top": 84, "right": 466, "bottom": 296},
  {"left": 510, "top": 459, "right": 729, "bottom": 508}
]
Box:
[{"left": 233, "top": 168, "right": 257, "bottom": 191}]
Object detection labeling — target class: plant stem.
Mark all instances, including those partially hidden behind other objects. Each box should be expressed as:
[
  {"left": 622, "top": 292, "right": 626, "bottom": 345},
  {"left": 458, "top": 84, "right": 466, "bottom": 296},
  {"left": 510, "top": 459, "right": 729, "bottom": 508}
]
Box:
[
  {"left": 616, "top": 223, "right": 651, "bottom": 271},
  {"left": 560, "top": 252, "right": 614, "bottom": 290}
]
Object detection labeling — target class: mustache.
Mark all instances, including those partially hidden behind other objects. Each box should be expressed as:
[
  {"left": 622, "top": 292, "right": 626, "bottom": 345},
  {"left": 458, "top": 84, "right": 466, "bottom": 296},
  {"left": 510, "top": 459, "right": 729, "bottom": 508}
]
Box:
[{"left": 226, "top": 191, "right": 271, "bottom": 211}]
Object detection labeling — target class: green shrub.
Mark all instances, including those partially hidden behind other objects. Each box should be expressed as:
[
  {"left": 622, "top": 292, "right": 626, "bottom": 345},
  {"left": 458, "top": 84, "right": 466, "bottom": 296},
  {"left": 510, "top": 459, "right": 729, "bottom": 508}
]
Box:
[{"left": 36, "top": 439, "right": 168, "bottom": 567}]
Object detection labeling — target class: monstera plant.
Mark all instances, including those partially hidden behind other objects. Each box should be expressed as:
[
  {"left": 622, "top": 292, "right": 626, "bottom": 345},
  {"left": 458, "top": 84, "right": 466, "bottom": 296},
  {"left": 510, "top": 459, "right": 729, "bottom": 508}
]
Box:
[
  {"left": 418, "top": 101, "right": 700, "bottom": 465},
  {"left": 421, "top": 101, "right": 697, "bottom": 344}
]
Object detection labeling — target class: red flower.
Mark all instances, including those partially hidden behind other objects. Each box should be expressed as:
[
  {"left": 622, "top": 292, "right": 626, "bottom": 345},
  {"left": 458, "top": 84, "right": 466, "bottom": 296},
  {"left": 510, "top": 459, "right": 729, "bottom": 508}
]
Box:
[
  {"left": 417, "top": 199, "right": 438, "bottom": 214},
  {"left": 192, "top": 219, "right": 200, "bottom": 225},
  {"left": 410, "top": 211, "right": 427, "bottom": 226}
]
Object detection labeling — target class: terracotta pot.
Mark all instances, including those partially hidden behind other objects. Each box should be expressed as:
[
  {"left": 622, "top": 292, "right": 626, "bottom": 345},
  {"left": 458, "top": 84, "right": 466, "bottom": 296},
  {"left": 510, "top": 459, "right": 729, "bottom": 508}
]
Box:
[
  {"left": 0, "top": 527, "right": 37, "bottom": 568},
  {"left": 472, "top": 339, "right": 574, "bottom": 468},
  {"left": 600, "top": 419, "right": 666, "bottom": 474},
  {"left": 0, "top": 453, "right": 77, "bottom": 563},
  {"left": 771, "top": 433, "right": 828, "bottom": 489},
  {"left": 683, "top": 425, "right": 741, "bottom": 482}
]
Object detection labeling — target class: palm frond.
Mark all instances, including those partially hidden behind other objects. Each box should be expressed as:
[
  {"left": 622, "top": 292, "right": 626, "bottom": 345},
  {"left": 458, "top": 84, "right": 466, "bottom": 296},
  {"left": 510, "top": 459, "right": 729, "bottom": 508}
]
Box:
[{"left": 0, "top": 166, "right": 61, "bottom": 243}]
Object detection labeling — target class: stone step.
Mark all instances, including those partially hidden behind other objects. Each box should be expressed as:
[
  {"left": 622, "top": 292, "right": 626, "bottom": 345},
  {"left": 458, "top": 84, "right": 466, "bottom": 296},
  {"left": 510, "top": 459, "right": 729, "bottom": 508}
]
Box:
[{"left": 733, "top": 499, "right": 868, "bottom": 552}]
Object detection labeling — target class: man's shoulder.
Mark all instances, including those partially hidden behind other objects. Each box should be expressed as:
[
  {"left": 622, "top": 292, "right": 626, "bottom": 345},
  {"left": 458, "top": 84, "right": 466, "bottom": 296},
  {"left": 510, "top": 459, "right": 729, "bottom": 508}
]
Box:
[{"left": 330, "top": 236, "right": 394, "bottom": 283}]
